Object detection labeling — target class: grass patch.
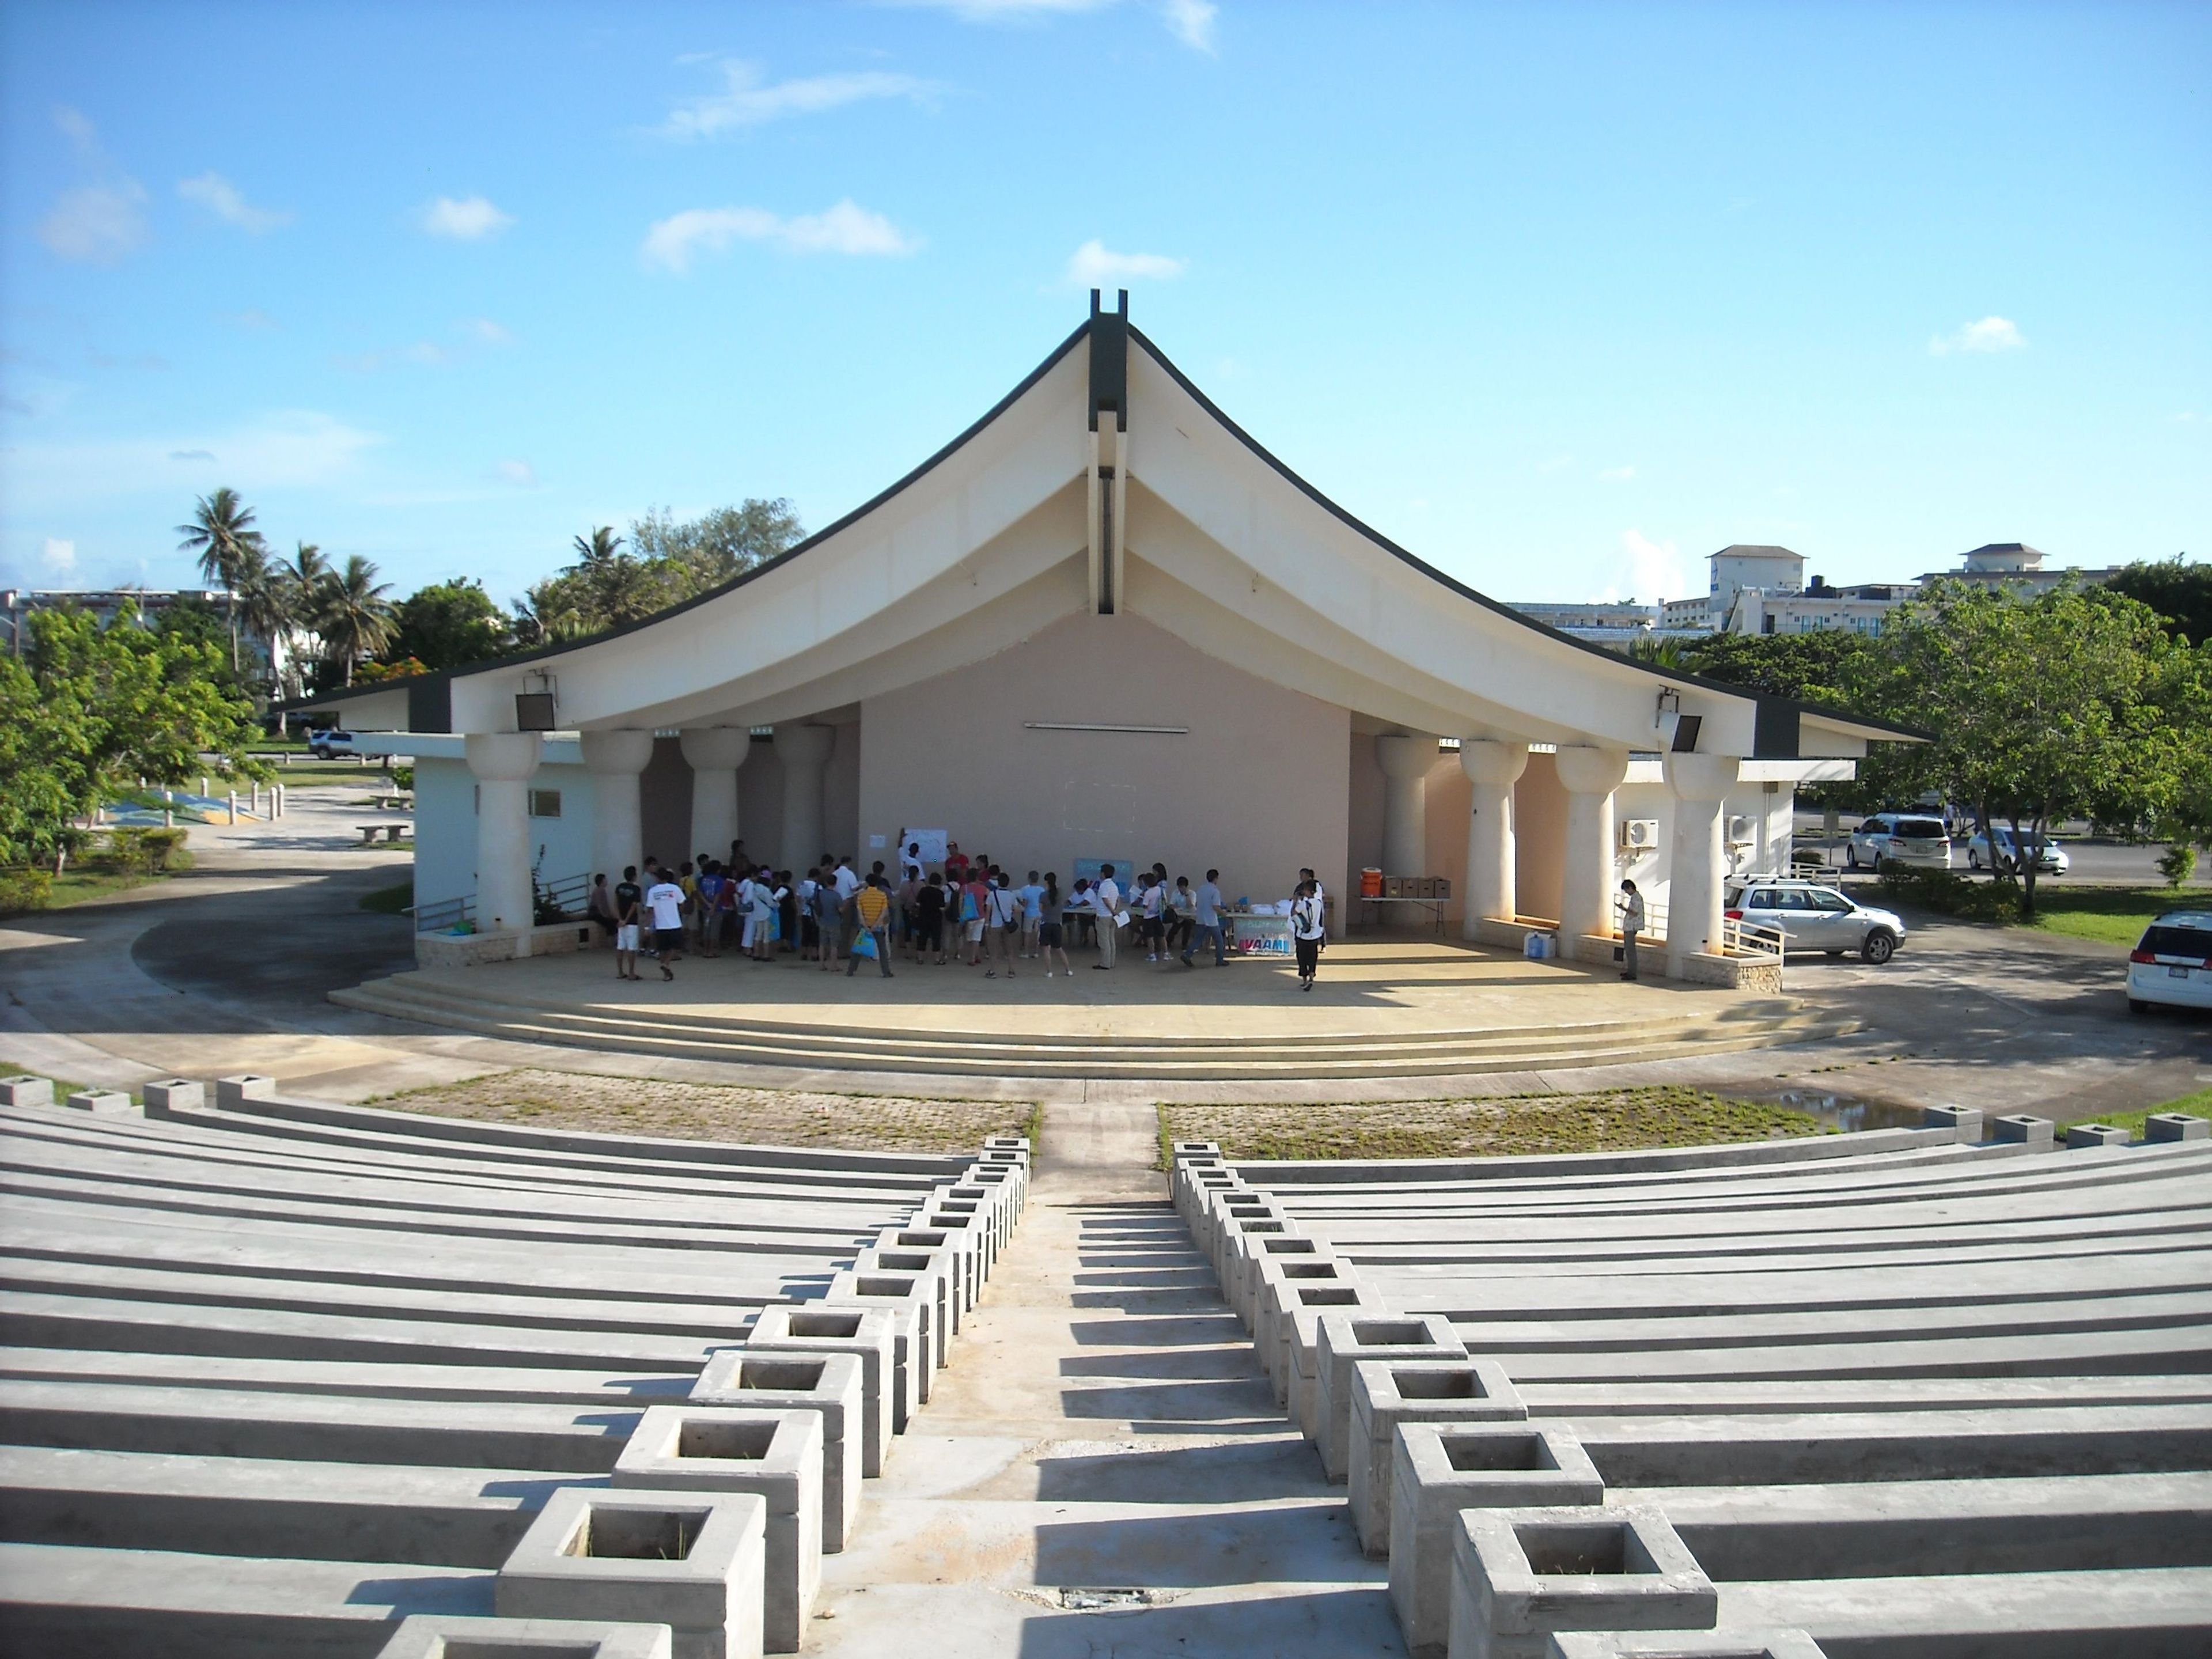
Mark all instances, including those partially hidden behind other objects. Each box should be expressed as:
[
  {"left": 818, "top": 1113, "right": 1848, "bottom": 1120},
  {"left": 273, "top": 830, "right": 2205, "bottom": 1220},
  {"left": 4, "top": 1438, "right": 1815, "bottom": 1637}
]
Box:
[
  {"left": 2068, "top": 1087, "right": 2212, "bottom": 1143},
  {"left": 2020, "top": 884, "right": 2209, "bottom": 948},
  {"left": 359, "top": 882, "right": 414, "bottom": 915},
  {"left": 1020, "top": 1100, "right": 1044, "bottom": 1156},
  {"left": 372, "top": 1066, "right": 1036, "bottom": 1154},
  {"left": 1160, "top": 1085, "right": 1826, "bottom": 1164}
]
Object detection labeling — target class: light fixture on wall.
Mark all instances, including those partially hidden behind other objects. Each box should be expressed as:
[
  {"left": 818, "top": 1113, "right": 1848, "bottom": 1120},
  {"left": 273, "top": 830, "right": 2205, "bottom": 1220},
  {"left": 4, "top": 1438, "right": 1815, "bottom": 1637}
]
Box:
[
  {"left": 516, "top": 672, "right": 558, "bottom": 732},
  {"left": 1654, "top": 687, "right": 1681, "bottom": 728}
]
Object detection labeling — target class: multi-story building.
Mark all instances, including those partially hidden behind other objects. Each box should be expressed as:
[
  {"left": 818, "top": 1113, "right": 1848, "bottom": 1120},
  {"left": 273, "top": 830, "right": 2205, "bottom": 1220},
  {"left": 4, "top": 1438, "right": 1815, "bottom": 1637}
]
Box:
[{"left": 0, "top": 586, "right": 280, "bottom": 676}]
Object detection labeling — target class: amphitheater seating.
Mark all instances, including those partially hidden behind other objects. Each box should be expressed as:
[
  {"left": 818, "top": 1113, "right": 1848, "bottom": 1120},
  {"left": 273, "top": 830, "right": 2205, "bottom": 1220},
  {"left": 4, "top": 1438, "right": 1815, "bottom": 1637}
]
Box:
[
  {"left": 1181, "top": 1109, "right": 2212, "bottom": 1659},
  {"left": 0, "top": 1079, "right": 1025, "bottom": 1658}
]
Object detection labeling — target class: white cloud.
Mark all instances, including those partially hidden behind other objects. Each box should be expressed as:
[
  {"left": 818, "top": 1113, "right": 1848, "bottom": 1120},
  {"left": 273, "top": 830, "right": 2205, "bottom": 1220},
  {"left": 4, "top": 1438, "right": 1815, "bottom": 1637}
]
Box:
[
  {"left": 1598, "top": 464, "right": 1637, "bottom": 483},
  {"left": 226, "top": 308, "right": 279, "bottom": 330},
  {"left": 642, "top": 200, "right": 919, "bottom": 272},
  {"left": 38, "top": 180, "right": 149, "bottom": 264},
  {"left": 662, "top": 60, "right": 939, "bottom": 138},
  {"left": 462, "top": 317, "right": 513, "bottom": 345},
  {"left": 420, "top": 195, "right": 514, "bottom": 240},
  {"left": 1930, "top": 315, "right": 2025, "bottom": 356},
  {"left": 37, "top": 108, "right": 150, "bottom": 264},
  {"left": 41, "top": 537, "right": 77, "bottom": 574},
  {"left": 1064, "top": 238, "right": 1186, "bottom": 287},
  {"left": 496, "top": 459, "right": 537, "bottom": 487},
  {"left": 884, "top": 0, "right": 1216, "bottom": 49},
  {"left": 177, "top": 171, "right": 290, "bottom": 233},
  {"left": 1600, "top": 529, "right": 1694, "bottom": 605}
]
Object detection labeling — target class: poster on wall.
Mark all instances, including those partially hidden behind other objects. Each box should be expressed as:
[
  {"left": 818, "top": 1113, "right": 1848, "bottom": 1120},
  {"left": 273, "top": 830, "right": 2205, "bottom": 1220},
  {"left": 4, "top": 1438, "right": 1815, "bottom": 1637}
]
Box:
[
  {"left": 1073, "top": 856, "right": 1136, "bottom": 892},
  {"left": 895, "top": 828, "right": 948, "bottom": 868}
]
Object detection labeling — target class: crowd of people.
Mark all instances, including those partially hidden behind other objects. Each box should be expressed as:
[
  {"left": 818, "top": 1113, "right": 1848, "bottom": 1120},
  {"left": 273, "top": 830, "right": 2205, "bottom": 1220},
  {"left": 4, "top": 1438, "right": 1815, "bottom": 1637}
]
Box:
[{"left": 584, "top": 838, "right": 1335, "bottom": 989}]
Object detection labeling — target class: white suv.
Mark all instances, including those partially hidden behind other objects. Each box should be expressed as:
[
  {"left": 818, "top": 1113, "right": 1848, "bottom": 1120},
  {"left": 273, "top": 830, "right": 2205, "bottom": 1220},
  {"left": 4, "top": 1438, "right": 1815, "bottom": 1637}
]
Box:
[
  {"left": 307, "top": 729, "right": 359, "bottom": 760},
  {"left": 1725, "top": 877, "right": 1908, "bottom": 964},
  {"left": 1846, "top": 812, "right": 1951, "bottom": 872},
  {"left": 2128, "top": 912, "right": 2212, "bottom": 1014}
]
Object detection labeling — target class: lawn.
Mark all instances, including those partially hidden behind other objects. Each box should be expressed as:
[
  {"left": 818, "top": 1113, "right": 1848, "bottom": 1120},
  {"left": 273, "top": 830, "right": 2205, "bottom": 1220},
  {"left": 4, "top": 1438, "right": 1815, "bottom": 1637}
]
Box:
[
  {"left": 2067, "top": 1088, "right": 2212, "bottom": 1142},
  {"left": 1157, "top": 1085, "right": 1825, "bottom": 1166},
  {"left": 2021, "top": 884, "right": 2209, "bottom": 948},
  {"left": 374, "top": 1067, "right": 1041, "bottom": 1155}
]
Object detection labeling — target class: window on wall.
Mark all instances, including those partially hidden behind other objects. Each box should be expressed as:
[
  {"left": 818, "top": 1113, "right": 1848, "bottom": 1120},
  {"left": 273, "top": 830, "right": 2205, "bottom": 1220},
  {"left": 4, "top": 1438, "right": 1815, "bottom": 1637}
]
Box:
[{"left": 528, "top": 789, "right": 562, "bottom": 818}]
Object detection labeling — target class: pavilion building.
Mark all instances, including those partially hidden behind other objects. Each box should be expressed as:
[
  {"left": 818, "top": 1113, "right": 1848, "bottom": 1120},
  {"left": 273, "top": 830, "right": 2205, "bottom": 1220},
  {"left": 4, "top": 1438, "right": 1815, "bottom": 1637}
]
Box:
[{"left": 302, "top": 295, "right": 1914, "bottom": 983}]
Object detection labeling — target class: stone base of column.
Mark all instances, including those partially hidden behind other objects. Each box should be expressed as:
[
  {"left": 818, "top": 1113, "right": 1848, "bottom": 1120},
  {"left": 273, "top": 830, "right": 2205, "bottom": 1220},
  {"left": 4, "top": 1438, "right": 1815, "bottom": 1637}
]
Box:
[{"left": 416, "top": 920, "right": 594, "bottom": 969}]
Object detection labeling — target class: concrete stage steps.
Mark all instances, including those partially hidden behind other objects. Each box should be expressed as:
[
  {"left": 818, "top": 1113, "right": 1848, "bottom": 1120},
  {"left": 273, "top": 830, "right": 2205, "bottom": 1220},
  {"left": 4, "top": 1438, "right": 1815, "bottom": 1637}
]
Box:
[{"left": 331, "top": 968, "right": 1856, "bottom": 1079}]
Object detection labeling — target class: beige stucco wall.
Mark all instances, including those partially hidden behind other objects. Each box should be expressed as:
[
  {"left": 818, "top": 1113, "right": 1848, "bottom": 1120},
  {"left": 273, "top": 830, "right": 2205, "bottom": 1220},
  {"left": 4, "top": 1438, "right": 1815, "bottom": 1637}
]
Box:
[
  {"left": 1513, "top": 751, "right": 1567, "bottom": 924},
  {"left": 858, "top": 610, "right": 1349, "bottom": 904}
]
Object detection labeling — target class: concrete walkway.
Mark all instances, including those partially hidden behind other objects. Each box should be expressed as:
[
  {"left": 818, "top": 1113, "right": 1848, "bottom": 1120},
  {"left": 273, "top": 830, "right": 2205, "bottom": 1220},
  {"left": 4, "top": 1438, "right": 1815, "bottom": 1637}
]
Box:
[{"left": 809, "top": 1094, "right": 1406, "bottom": 1654}]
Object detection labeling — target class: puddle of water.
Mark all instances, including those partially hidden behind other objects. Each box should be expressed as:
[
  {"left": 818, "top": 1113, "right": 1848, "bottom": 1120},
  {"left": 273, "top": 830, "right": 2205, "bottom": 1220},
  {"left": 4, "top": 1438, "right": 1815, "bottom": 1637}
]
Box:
[{"left": 1760, "top": 1089, "right": 1926, "bottom": 1133}]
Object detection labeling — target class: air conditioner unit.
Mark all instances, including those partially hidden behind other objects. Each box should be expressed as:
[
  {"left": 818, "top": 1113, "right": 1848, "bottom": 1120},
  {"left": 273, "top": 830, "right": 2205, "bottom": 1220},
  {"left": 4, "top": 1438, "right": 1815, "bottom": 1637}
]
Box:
[
  {"left": 1726, "top": 815, "right": 1758, "bottom": 846},
  {"left": 1620, "top": 819, "right": 1660, "bottom": 851}
]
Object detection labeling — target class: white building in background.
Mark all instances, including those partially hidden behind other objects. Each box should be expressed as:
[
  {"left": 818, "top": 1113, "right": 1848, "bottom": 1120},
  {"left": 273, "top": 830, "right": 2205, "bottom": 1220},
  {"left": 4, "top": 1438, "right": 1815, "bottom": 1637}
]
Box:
[
  {"left": 296, "top": 294, "right": 1914, "bottom": 984},
  {"left": 1927, "top": 542, "right": 2123, "bottom": 595},
  {"left": 0, "top": 586, "right": 278, "bottom": 669}
]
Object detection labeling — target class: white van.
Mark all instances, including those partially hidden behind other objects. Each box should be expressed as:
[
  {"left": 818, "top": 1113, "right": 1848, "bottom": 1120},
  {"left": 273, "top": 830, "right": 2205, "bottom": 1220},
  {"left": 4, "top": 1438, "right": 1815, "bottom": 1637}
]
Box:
[{"left": 2128, "top": 911, "right": 2212, "bottom": 1014}]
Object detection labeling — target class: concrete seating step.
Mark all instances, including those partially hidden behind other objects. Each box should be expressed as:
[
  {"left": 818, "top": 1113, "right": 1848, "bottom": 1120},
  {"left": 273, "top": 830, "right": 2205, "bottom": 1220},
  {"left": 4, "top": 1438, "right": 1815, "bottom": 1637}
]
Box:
[
  {"left": 0, "top": 1346, "right": 699, "bottom": 1406},
  {"left": 0, "top": 1540, "right": 493, "bottom": 1659}
]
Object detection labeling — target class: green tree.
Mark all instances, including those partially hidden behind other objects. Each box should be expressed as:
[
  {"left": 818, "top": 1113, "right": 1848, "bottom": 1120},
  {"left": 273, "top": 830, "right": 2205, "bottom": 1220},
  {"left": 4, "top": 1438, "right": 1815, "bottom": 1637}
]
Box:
[
  {"left": 232, "top": 538, "right": 298, "bottom": 695},
  {"left": 630, "top": 498, "right": 804, "bottom": 588},
  {"left": 1855, "top": 580, "right": 2177, "bottom": 917},
  {"left": 514, "top": 504, "right": 806, "bottom": 647},
  {"left": 174, "top": 486, "right": 267, "bottom": 673},
  {"left": 317, "top": 554, "right": 397, "bottom": 687},
  {"left": 2, "top": 608, "right": 263, "bottom": 871},
  {"left": 387, "top": 577, "right": 514, "bottom": 671},
  {"left": 2107, "top": 556, "right": 2212, "bottom": 647},
  {"left": 1670, "top": 630, "right": 1876, "bottom": 707}
]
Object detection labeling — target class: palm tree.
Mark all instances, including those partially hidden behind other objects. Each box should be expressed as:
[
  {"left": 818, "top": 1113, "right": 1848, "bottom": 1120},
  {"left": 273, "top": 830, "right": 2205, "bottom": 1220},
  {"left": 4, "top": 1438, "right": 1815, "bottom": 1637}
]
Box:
[
  {"left": 318, "top": 554, "right": 397, "bottom": 687},
  {"left": 232, "top": 540, "right": 297, "bottom": 692},
  {"left": 175, "top": 487, "right": 266, "bottom": 672}
]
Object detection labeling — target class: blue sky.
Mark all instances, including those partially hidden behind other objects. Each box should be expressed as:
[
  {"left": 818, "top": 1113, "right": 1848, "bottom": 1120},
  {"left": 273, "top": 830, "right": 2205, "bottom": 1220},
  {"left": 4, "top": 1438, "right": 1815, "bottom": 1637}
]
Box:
[{"left": 3, "top": 1, "right": 2206, "bottom": 610}]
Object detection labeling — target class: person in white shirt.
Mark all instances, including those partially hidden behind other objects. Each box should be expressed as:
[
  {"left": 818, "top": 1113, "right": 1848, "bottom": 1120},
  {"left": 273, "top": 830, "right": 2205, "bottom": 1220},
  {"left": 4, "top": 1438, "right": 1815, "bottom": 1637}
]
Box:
[
  {"left": 833, "top": 859, "right": 861, "bottom": 902},
  {"left": 1290, "top": 880, "right": 1327, "bottom": 991},
  {"left": 1018, "top": 870, "right": 1046, "bottom": 959},
  {"left": 644, "top": 876, "right": 686, "bottom": 982},
  {"left": 1091, "top": 865, "right": 1122, "bottom": 970},
  {"left": 1139, "top": 873, "right": 1166, "bottom": 961}
]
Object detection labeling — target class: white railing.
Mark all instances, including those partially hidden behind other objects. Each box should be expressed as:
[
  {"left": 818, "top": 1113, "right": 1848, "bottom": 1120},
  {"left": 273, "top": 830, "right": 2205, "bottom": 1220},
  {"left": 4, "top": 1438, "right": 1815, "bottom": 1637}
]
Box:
[{"left": 1721, "top": 915, "right": 1787, "bottom": 963}]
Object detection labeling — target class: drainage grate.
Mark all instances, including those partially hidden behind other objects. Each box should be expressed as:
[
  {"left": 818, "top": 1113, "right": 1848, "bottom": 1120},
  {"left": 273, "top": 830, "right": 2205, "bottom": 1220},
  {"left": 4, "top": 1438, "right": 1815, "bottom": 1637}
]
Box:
[{"left": 1058, "top": 1587, "right": 1152, "bottom": 1611}]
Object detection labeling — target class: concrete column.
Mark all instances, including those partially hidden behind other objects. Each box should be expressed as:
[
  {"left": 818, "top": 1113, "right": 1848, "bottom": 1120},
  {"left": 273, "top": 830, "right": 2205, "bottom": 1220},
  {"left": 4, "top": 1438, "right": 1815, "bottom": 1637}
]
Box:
[
  {"left": 1554, "top": 745, "right": 1631, "bottom": 952},
  {"left": 1662, "top": 751, "right": 1741, "bottom": 978},
  {"left": 774, "top": 724, "right": 835, "bottom": 874},
  {"left": 465, "top": 731, "right": 543, "bottom": 946},
  {"left": 1459, "top": 739, "right": 1529, "bottom": 937},
  {"left": 679, "top": 726, "right": 751, "bottom": 866},
  {"left": 1374, "top": 734, "right": 1434, "bottom": 880},
  {"left": 579, "top": 729, "right": 655, "bottom": 881}
]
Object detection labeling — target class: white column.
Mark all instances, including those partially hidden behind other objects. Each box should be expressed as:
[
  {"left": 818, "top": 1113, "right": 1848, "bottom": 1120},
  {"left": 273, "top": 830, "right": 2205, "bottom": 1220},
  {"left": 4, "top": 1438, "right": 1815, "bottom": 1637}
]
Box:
[
  {"left": 1374, "top": 733, "right": 1434, "bottom": 880},
  {"left": 1554, "top": 745, "right": 1631, "bottom": 955},
  {"left": 1459, "top": 738, "right": 1529, "bottom": 937},
  {"left": 1662, "top": 751, "right": 1741, "bottom": 978},
  {"left": 465, "top": 731, "right": 543, "bottom": 949},
  {"left": 773, "top": 724, "right": 835, "bottom": 873},
  {"left": 579, "top": 729, "right": 654, "bottom": 882},
  {"left": 679, "top": 727, "right": 751, "bottom": 867}
]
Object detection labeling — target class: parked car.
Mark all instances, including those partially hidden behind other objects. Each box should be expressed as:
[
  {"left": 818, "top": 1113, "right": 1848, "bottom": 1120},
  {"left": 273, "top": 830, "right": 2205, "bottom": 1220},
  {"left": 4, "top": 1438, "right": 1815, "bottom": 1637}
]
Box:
[
  {"left": 307, "top": 729, "right": 359, "bottom": 760},
  {"left": 1725, "top": 877, "right": 1908, "bottom": 964},
  {"left": 1845, "top": 812, "right": 1950, "bottom": 871},
  {"left": 2127, "top": 911, "right": 2212, "bottom": 1014},
  {"left": 1964, "top": 827, "right": 2070, "bottom": 876}
]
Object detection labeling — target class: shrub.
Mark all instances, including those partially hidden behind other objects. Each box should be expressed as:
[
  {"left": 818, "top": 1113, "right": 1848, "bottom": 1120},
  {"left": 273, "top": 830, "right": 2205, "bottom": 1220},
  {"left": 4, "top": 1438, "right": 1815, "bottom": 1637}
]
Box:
[
  {"left": 392, "top": 764, "right": 415, "bottom": 792},
  {"left": 1877, "top": 862, "right": 2024, "bottom": 924},
  {"left": 0, "top": 869, "right": 53, "bottom": 914},
  {"left": 2156, "top": 843, "right": 2199, "bottom": 890}
]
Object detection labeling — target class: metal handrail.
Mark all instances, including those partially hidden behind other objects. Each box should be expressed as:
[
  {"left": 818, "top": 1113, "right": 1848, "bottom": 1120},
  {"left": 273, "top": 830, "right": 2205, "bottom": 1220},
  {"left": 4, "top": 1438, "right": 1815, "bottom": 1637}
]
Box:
[{"left": 1721, "top": 915, "right": 1787, "bottom": 962}]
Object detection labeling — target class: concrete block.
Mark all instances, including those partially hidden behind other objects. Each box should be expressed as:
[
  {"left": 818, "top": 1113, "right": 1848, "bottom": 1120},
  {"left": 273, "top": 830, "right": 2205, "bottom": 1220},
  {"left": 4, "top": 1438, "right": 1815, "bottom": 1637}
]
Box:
[
  {"left": 216, "top": 1073, "right": 277, "bottom": 1107},
  {"left": 1546, "top": 1631, "right": 1828, "bottom": 1659},
  {"left": 65, "top": 1089, "right": 138, "bottom": 1116},
  {"left": 1254, "top": 1255, "right": 1355, "bottom": 1390},
  {"left": 743, "top": 1306, "right": 896, "bottom": 1478},
  {"left": 1448, "top": 1506, "right": 1716, "bottom": 1659},
  {"left": 1315, "top": 1313, "right": 1469, "bottom": 1483},
  {"left": 2067, "top": 1123, "right": 2134, "bottom": 1148},
  {"left": 1221, "top": 1218, "right": 1299, "bottom": 1324},
  {"left": 826, "top": 1265, "right": 940, "bottom": 1375},
  {"left": 1389, "top": 1426, "right": 1608, "bottom": 1654},
  {"left": 1287, "top": 1287, "right": 1391, "bottom": 1433},
  {"left": 497, "top": 1486, "right": 767, "bottom": 1659},
  {"left": 2147, "top": 1113, "right": 2211, "bottom": 1143},
  {"left": 919, "top": 1201, "right": 995, "bottom": 1274},
  {"left": 1993, "top": 1114, "right": 2056, "bottom": 1149},
  {"left": 853, "top": 1243, "right": 959, "bottom": 1341},
  {"left": 823, "top": 1276, "right": 927, "bottom": 1418},
  {"left": 378, "top": 1614, "right": 675, "bottom": 1658},
  {"left": 0, "top": 1075, "right": 54, "bottom": 1107},
  {"left": 1170, "top": 1139, "right": 1221, "bottom": 1162},
  {"left": 1235, "top": 1234, "right": 1330, "bottom": 1330},
  {"left": 609, "top": 1407, "right": 821, "bottom": 1653},
  {"left": 1921, "top": 1104, "right": 1982, "bottom": 1142},
  {"left": 690, "top": 1350, "right": 863, "bottom": 1551},
  {"left": 874, "top": 1224, "right": 979, "bottom": 1314},
  {"left": 140, "top": 1078, "right": 204, "bottom": 1115},
  {"left": 931, "top": 1181, "right": 1011, "bottom": 1249},
  {"left": 1350, "top": 1359, "right": 1531, "bottom": 1556}
]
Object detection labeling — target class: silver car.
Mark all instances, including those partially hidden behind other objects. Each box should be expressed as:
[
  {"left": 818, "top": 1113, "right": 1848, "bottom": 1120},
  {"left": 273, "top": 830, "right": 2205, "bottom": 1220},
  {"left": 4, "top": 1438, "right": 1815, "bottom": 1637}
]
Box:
[
  {"left": 1845, "top": 812, "right": 1951, "bottom": 872},
  {"left": 1964, "top": 828, "right": 2069, "bottom": 875},
  {"left": 1726, "top": 878, "right": 1908, "bottom": 964}
]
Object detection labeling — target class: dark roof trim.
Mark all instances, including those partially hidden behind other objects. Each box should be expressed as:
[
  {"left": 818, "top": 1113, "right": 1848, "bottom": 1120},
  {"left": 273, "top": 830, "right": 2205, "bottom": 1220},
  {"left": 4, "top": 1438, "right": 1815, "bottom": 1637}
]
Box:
[
  {"left": 1127, "top": 325, "right": 1925, "bottom": 746},
  {"left": 282, "top": 317, "right": 1096, "bottom": 717}
]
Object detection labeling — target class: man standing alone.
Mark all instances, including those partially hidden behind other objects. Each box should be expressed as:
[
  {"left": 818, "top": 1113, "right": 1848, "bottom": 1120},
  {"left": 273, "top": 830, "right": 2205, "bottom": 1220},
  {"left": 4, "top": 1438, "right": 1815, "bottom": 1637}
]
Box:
[
  {"left": 847, "top": 875, "right": 895, "bottom": 978},
  {"left": 1618, "top": 879, "right": 1645, "bottom": 982}
]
